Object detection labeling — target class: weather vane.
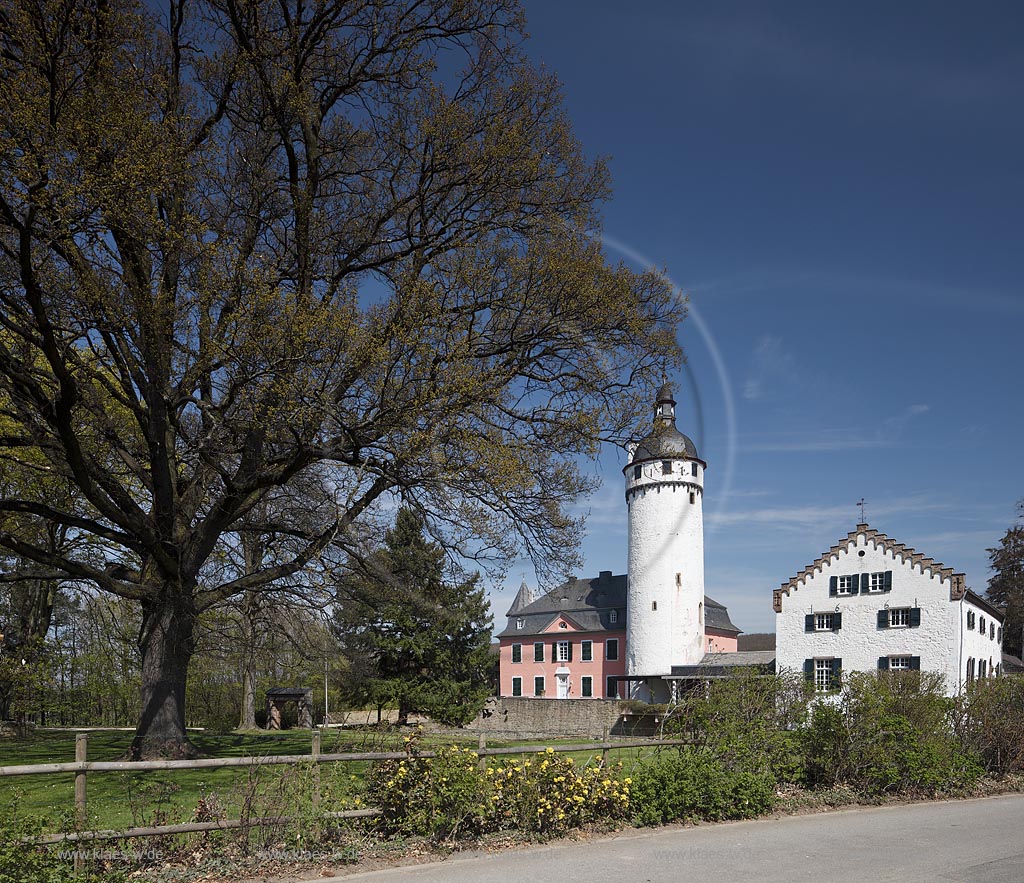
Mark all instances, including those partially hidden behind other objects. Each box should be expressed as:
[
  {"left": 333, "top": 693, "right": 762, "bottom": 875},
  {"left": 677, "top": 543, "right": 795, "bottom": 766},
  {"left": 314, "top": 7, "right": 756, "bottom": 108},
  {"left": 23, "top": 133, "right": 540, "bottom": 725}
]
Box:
[{"left": 857, "top": 498, "right": 866, "bottom": 523}]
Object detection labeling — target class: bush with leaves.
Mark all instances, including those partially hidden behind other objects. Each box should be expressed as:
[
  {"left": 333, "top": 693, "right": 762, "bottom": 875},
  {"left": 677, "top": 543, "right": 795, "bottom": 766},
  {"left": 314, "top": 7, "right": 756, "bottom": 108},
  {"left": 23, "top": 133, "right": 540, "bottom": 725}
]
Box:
[
  {"left": 801, "top": 671, "right": 982, "bottom": 794},
  {"left": 630, "top": 748, "right": 775, "bottom": 827},
  {"left": 663, "top": 669, "right": 808, "bottom": 784},
  {"left": 367, "top": 734, "right": 630, "bottom": 841},
  {"left": 953, "top": 676, "right": 1024, "bottom": 776}
]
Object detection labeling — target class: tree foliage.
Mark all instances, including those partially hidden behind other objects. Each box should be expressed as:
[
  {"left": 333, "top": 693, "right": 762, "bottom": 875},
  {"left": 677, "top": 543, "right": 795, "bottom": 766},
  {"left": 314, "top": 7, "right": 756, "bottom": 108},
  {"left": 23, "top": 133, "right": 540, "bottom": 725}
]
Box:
[
  {"left": 337, "top": 507, "right": 493, "bottom": 726},
  {"left": 0, "top": 0, "right": 679, "bottom": 754},
  {"left": 986, "top": 511, "right": 1024, "bottom": 658}
]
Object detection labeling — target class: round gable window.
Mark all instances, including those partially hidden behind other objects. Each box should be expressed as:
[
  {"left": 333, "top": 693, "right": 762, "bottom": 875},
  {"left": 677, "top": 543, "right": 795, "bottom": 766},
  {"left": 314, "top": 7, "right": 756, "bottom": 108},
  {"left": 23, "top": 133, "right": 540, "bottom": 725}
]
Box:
[{"left": 559, "top": 622, "right": 567, "bottom": 629}]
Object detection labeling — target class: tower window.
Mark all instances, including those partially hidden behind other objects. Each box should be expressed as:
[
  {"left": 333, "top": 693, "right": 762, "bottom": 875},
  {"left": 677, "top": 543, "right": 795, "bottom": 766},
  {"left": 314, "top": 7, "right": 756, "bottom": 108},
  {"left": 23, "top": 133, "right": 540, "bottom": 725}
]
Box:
[
  {"left": 689, "top": 492, "right": 695, "bottom": 504},
  {"left": 662, "top": 461, "right": 672, "bottom": 474},
  {"left": 633, "top": 465, "right": 641, "bottom": 480},
  {"left": 652, "top": 601, "right": 657, "bottom": 611},
  {"left": 691, "top": 462, "right": 697, "bottom": 476},
  {"left": 676, "top": 573, "right": 681, "bottom": 587}
]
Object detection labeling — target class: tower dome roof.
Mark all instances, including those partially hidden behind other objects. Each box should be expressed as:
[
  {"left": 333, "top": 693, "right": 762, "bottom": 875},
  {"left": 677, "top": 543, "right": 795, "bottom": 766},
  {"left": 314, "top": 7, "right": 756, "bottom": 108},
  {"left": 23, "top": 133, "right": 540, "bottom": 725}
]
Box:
[{"left": 629, "top": 383, "right": 700, "bottom": 463}]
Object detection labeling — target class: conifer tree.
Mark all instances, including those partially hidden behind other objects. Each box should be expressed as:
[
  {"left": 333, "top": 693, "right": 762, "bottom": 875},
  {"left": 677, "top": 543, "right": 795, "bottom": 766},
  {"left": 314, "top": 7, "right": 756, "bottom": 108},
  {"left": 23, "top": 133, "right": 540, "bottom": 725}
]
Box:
[
  {"left": 337, "top": 508, "right": 493, "bottom": 726},
  {"left": 986, "top": 505, "right": 1024, "bottom": 658}
]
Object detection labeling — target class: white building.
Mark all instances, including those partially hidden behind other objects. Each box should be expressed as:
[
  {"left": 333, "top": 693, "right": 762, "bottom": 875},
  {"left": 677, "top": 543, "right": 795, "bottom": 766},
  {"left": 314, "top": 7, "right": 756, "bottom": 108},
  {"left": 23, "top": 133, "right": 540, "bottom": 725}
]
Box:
[
  {"left": 775, "top": 523, "right": 1004, "bottom": 695},
  {"left": 624, "top": 384, "right": 707, "bottom": 702}
]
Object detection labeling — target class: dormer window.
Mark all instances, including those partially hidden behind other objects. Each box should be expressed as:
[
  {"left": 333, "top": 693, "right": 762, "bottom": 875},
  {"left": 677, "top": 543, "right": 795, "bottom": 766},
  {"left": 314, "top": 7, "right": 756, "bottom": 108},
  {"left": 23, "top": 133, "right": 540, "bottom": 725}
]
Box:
[
  {"left": 609, "top": 610, "right": 618, "bottom": 624},
  {"left": 516, "top": 618, "right": 524, "bottom": 629}
]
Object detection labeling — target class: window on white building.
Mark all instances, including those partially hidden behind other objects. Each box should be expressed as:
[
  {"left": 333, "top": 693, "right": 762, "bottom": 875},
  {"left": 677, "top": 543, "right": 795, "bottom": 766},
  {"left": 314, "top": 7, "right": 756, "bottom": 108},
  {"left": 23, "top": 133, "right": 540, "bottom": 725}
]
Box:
[
  {"left": 889, "top": 656, "right": 913, "bottom": 671},
  {"left": 556, "top": 640, "right": 570, "bottom": 663},
  {"left": 979, "top": 660, "right": 987, "bottom": 678},
  {"left": 606, "top": 638, "right": 619, "bottom": 661},
  {"left": 815, "top": 612, "right": 834, "bottom": 631},
  {"left": 967, "top": 610, "right": 975, "bottom": 629},
  {"left": 814, "top": 658, "right": 836, "bottom": 692},
  {"left": 990, "top": 622, "right": 996, "bottom": 640},
  {"left": 511, "top": 677, "right": 522, "bottom": 697},
  {"left": 980, "top": 615, "right": 986, "bottom": 634},
  {"left": 662, "top": 460, "right": 672, "bottom": 474},
  {"left": 966, "top": 658, "right": 975, "bottom": 682},
  {"left": 889, "top": 608, "right": 910, "bottom": 628},
  {"left": 691, "top": 462, "right": 698, "bottom": 476},
  {"left": 633, "top": 465, "right": 641, "bottom": 480},
  {"left": 511, "top": 644, "right": 522, "bottom": 663},
  {"left": 581, "top": 676, "right": 593, "bottom": 698},
  {"left": 868, "top": 572, "right": 887, "bottom": 592},
  {"left": 837, "top": 575, "right": 855, "bottom": 595},
  {"left": 998, "top": 627, "right": 1002, "bottom": 644},
  {"left": 581, "top": 640, "right": 593, "bottom": 662}
]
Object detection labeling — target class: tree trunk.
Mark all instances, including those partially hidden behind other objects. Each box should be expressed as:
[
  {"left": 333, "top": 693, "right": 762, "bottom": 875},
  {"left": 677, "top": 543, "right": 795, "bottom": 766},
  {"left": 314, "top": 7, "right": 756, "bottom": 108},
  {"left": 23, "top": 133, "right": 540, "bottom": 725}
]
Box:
[
  {"left": 130, "top": 597, "right": 199, "bottom": 759},
  {"left": 238, "top": 664, "right": 257, "bottom": 730}
]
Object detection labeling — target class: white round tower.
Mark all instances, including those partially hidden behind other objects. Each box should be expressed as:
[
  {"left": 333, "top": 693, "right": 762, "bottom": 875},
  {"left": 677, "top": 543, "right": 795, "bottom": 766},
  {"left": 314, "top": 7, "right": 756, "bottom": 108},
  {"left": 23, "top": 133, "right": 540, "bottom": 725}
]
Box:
[{"left": 624, "top": 384, "right": 706, "bottom": 702}]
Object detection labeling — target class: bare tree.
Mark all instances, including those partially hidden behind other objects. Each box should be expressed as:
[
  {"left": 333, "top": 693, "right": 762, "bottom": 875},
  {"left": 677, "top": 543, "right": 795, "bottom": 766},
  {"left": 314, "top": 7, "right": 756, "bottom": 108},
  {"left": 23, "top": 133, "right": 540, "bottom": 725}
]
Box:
[{"left": 0, "top": 0, "right": 680, "bottom": 756}]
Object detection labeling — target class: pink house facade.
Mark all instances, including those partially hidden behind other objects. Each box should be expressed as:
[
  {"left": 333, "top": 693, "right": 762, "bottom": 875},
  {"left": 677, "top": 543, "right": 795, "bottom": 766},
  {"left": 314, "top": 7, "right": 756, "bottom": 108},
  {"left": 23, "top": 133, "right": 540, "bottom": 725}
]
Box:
[{"left": 497, "top": 572, "right": 741, "bottom": 699}]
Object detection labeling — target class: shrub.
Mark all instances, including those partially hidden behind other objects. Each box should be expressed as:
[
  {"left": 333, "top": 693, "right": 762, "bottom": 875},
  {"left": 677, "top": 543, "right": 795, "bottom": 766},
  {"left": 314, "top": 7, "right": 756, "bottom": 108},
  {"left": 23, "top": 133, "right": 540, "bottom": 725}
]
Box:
[
  {"left": 801, "top": 671, "right": 982, "bottom": 794},
  {"left": 366, "top": 735, "right": 630, "bottom": 841},
  {"left": 630, "top": 748, "right": 774, "bottom": 827},
  {"left": 953, "top": 677, "right": 1024, "bottom": 776}
]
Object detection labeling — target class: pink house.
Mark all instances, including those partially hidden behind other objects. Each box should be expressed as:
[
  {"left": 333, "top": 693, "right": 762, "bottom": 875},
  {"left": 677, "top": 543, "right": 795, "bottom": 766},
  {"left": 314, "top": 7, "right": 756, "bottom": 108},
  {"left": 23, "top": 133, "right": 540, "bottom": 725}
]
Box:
[{"left": 497, "top": 572, "right": 741, "bottom": 699}]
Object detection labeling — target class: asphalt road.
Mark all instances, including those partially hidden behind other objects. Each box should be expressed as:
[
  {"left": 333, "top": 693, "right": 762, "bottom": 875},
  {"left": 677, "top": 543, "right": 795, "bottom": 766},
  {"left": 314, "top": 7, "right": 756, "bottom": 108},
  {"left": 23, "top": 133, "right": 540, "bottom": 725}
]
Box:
[{"left": 323, "top": 794, "right": 1024, "bottom": 883}]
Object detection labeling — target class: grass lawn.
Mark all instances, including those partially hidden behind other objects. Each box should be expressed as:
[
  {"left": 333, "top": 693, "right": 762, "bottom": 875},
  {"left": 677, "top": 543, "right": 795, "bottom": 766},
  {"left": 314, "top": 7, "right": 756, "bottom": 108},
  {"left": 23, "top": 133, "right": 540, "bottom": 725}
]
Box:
[{"left": 0, "top": 728, "right": 666, "bottom": 833}]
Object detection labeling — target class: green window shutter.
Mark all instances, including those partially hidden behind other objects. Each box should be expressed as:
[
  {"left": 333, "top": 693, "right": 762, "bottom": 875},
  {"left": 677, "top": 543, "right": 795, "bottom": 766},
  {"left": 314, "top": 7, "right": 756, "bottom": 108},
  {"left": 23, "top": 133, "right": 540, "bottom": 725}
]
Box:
[
  {"left": 861, "top": 573, "right": 869, "bottom": 593},
  {"left": 831, "top": 658, "right": 843, "bottom": 688},
  {"left": 884, "top": 571, "right": 893, "bottom": 592},
  {"left": 803, "top": 659, "right": 814, "bottom": 682},
  {"left": 805, "top": 614, "right": 815, "bottom": 632},
  {"left": 909, "top": 608, "right": 921, "bottom": 628},
  {"left": 910, "top": 657, "right": 921, "bottom": 671},
  {"left": 829, "top": 576, "right": 838, "bottom": 596},
  {"left": 552, "top": 640, "right": 558, "bottom": 661},
  {"left": 833, "top": 612, "right": 842, "bottom": 631},
  {"left": 877, "top": 609, "right": 888, "bottom": 629},
  {"left": 878, "top": 656, "right": 889, "bottom": 671},
  {"left": 849, "top": 575, "right": 859, "bottom": 595},
  {"left": 534, "top": 642, "right": 544, "bottom": 662},
  {"left": 567, "top": 642, "right": 573, "bottom": 662}
]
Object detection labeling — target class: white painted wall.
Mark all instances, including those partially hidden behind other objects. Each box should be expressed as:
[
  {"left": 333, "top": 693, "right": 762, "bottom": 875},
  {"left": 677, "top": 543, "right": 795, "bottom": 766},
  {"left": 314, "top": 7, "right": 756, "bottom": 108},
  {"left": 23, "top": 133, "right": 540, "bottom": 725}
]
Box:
[
  {"left": 775, "top": 527, "right": 1002, "bottom": 696},
  {"left": 961, "top": 596, "right": 1004, "bottom": 683},
  {"left": 625, "top": 455, "right": 705, "bottom": 691}
]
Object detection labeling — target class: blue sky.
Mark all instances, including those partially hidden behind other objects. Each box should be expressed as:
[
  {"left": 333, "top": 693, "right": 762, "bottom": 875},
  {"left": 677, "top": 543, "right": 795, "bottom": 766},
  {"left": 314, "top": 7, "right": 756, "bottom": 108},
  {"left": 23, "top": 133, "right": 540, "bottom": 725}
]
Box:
[{"left": 488, "top": 1, "right": 1024, "bottom": 635}]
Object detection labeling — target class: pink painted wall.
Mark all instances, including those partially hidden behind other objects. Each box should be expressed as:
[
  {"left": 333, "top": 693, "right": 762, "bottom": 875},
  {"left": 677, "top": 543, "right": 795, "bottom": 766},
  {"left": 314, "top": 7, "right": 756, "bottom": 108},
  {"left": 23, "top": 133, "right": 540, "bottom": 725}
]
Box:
[
  {"left": 499, "top": 616, "right": 627, "bottom": 699},
  {"left": 704, "top": 629, "right": 738, "bottom": 654}
]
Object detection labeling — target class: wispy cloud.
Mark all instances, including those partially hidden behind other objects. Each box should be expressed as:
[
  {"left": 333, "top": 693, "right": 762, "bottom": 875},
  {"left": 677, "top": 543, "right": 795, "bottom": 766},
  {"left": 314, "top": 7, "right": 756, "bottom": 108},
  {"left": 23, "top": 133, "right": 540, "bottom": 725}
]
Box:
[
  {"left": 741, "top": 403, "right": 930, "bottom": 452},
  {"left": 743, "top": 335, "right": 799, "bottom": 401},
  {"left": 707, "top": 493, "right": 953, "bottom": 531}
]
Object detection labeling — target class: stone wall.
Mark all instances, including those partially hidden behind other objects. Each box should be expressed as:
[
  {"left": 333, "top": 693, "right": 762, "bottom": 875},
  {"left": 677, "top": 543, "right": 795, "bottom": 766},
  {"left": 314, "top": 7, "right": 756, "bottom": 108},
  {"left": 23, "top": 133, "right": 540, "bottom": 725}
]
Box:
[{"left": 465, "top": 697, "right": 659, "bottom": 739}]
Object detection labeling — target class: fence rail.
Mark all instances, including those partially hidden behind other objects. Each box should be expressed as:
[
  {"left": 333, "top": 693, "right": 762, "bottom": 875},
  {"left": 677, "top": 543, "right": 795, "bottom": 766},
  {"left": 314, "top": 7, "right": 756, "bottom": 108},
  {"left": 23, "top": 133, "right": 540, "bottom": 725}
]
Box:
[{"left": 6, "top": 730, "right": 686, "bottom": 859}]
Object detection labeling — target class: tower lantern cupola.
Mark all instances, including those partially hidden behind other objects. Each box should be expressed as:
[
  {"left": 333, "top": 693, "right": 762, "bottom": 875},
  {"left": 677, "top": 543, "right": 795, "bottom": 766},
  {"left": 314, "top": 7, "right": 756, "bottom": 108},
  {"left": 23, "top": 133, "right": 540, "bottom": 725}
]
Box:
[{"left": 654, "top": 382, "right": 676, "bottom": 425}]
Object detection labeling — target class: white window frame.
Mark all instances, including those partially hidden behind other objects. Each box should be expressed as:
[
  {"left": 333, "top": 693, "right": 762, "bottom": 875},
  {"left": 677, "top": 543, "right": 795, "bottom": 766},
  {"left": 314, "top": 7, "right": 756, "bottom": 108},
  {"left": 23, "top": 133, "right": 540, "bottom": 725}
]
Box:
[
  {"left": 889, "top": 656, "right": 912, "bottom": 671},
  {"left": 511, "top": 643, "right": 522, "bottom": 664},
  {"left": 606, "top": 638, "right": 619, "bottom": 661},
  {"left": 581, "top": 676, "right": 593, "bottom": 698},
  {"left": 606, "top": 676, "right": 618, "bottom": 698},
  {"left": 511, "top": 676, "right": 522, "bottom": 697},
  {"left": 516, "top": 618, "right": 524, "bottom": 629},
  {"left": 889, "top": 607, "right": 910, "bottom": 628},
  {"left": 814, "top": 612, "right": 834, "bottom": 631},
  {"left": 609, "top": 610, "right": 618, "bottom": 624},
  {"left": 556, "top": 640, "right": 570, "bottom": 663},
  {"left": 836, "top": 575, "right": 855, "bottom": 595},
  {"left": 581, "top": 640, "right": 593, "bottom": 662},
  {"left": 814, "top": 659, "right": 834, "bottom": 693},
  {"left": 869, "top": 572, "right": 886, "bottom": 592},
  {"left": 534, "top": 676, "right": 545, "bottom": 697}
]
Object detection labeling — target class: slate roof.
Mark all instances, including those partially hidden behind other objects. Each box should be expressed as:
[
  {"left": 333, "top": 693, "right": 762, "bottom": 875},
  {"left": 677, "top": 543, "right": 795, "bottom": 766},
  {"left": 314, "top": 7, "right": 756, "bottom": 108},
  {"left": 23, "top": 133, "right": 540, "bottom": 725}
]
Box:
[
  {"left": 964, "top": 588, "right": 1006, "bottom": 622},
  {"left": 632, "top": 424, "right": 700, "bottom": 462},
  {"left": 668, "top": 650, "right": 776, "bottom": 679},
  {"left": 497, "top": 572, "right": 741, "bottom": 638},
  {"left": 1002, "top": 652, "right": 1024, "bottom": 674}
]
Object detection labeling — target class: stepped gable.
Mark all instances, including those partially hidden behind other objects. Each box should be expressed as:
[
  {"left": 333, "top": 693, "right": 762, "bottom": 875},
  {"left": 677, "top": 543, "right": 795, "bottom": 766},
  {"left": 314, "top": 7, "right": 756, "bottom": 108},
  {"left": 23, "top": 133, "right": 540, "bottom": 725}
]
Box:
[{"left": 772, "top": 523, "right": 966, "bottom": 613}]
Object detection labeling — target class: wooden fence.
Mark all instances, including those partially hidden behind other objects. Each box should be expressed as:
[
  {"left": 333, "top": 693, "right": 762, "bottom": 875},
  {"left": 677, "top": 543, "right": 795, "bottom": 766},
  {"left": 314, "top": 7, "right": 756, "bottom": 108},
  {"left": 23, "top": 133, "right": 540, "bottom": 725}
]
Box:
[{"left": 3, "top": 730, "right": 687, "bottom": 850}]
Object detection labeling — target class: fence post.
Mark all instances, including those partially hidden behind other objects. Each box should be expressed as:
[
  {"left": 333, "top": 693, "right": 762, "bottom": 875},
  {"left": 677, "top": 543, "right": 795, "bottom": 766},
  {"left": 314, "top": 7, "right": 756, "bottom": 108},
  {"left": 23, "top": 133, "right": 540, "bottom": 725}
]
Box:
[
  {"left": 602, "top": 727, "right": 609, "bottom": 764},
  {"left": 311, "top": 728, "right": 321, "bottom": 811},
  {"left": 74, "top": 733, "right": 88, "bottom": 874},
  {"left": 477, "top": 733, "right": 486, "bottom": 771}
]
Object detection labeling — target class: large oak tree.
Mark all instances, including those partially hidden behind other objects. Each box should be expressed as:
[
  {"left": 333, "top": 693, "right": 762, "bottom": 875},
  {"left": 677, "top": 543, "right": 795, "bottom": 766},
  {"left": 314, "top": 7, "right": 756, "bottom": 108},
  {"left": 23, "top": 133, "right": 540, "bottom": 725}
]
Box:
[{"left": 0, "top": 0, "right": 680, "bottom": 756}]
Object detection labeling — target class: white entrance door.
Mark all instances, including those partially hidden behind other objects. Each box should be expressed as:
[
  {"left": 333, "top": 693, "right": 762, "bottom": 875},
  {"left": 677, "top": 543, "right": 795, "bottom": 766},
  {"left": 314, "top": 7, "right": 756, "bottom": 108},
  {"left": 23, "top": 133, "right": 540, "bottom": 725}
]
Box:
[{"left": 556, "top": 673, "right": 569, "bottom": 699}]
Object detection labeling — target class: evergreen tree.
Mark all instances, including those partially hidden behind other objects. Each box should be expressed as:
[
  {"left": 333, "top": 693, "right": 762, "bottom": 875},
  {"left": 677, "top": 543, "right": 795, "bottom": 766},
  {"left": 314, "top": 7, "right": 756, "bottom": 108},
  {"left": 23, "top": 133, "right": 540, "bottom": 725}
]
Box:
[
  {"left": 986, "top": 508, "right": 1024, "bottom": 658},
  {"left": 337, "top": 509, "right": 493, "bottom": 726}
]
